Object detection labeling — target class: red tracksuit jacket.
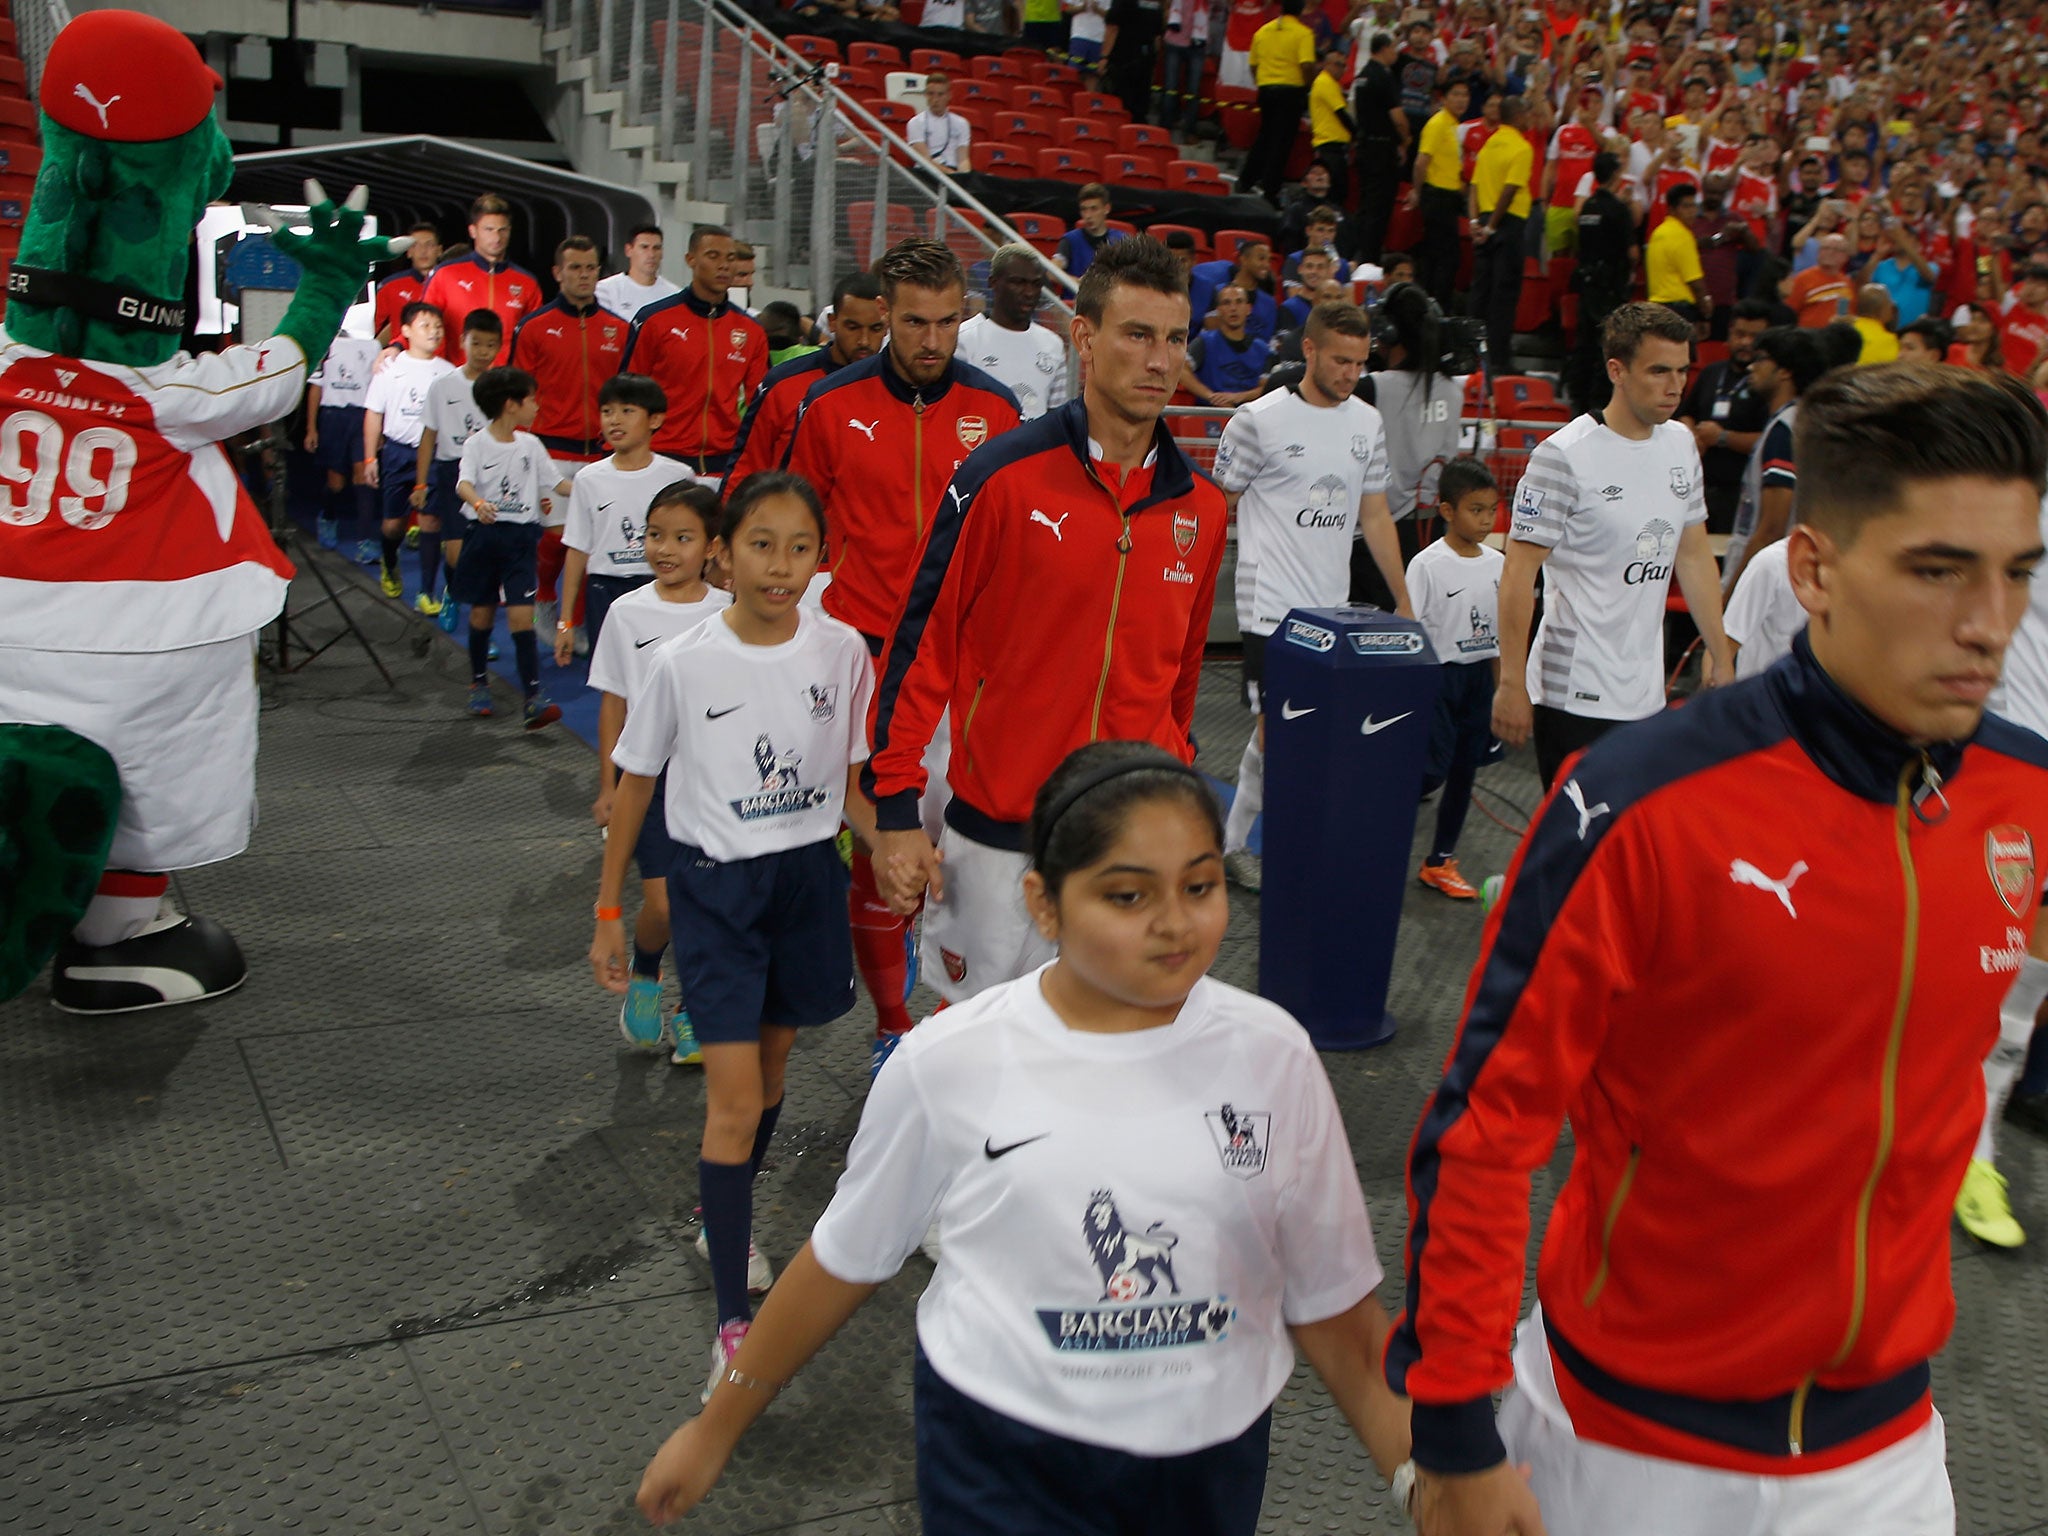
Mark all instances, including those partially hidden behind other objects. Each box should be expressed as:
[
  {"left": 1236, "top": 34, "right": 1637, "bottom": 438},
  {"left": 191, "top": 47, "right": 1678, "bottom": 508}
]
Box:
[
  {"left": 866, "top": 399, "right": 1226, "bottom": 848},
  {"left": 372, "top": 269, "right": 427, "bottom": 342},
  {"left": 420, "top": 254, "right": 543, "bottom": 367},
  {"left": 619, "top": 289, "right": 768, "bottom": 468},
  {"left": 1387, "top": 634, "right": 2048, "bottom": 1477},
  {"left": 509, "top": 296, "right": 629, "bottom": 459},
  {"left": 728, "top": 348, "right": 843, "bottom": 487},
  {"left": 783, "top": 354, "right": 1021, "bottom": 642}
]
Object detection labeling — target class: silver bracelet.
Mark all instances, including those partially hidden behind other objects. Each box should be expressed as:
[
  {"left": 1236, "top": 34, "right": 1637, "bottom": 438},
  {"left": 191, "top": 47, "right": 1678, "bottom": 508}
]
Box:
[
  {"left": 1391, "top": 1459, "right": 1418, "bottom": 1520},
  {"left": 720, "top": 1365, "right": 783, "bottom": 1396}
]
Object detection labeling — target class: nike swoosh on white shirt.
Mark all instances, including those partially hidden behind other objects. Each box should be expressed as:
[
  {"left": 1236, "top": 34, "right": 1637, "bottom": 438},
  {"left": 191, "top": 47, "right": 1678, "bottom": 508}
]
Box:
[
  {"left": 1360, "top": 713, "right": 1413, "bottom": 735},
  {"left": 1279, "top": 701, "right": 1316, "bottom": 720}
]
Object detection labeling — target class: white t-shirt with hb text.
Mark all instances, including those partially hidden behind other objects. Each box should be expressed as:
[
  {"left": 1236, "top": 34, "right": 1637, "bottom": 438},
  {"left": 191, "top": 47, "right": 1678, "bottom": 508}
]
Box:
[
  {"left": 1509, "top": 413, "right": 1706, "bottom": 721},
  {"left": 958, "top": 313, "right": 1070, "bottom": 420},
  {"left": 1213, "top": 388, "right": 1390, "bottom": 637},
  {"left": 564, "top": 454, "right": 689, "bottom": 575},
  {"left": 809, "top": 968, "right": 1382, "bottom": 1456},
  {"left": 420, "top": 368, "right": 490, "bottom": 463},
  {"left": 611, "top": 609, "right": 874, "bottom": 862},
  {"left": 585, "top": 582, "right": 733, "bottom": 705},
  {"left": 595, "top": 271, "right": 683, "bottom": 323},
  {"left": 1406, "top": 537, "right": 1504, "bottom": 664},
  {"left": 310, "top": 336, "right": 380, "bottom": 410},
  {"left": 457, "top": 430, "right": 559, "bottom": 525},
  {"left": 363, "top": 352, "right": 455, "bottom": 447},
  {"left": 1991, "top": 498, "right": 2048, "bottom": 737}
]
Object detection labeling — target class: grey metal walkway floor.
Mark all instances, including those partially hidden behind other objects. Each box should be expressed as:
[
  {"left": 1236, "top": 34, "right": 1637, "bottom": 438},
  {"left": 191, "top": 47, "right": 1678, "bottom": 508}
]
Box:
[{"left": 4, "top": 569, "right": 2045, "bottom": 1535}]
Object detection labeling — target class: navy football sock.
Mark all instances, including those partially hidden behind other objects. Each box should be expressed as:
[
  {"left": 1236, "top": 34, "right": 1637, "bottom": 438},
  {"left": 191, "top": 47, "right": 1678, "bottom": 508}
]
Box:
[
  {"left": 381, "top": 533, "right": 401, "bottom": 574},
  {"left": 698, "top": 1157, "right": 754, "bottom": 1327},
  {"left": 467, "top": 625, "right": 491, "bottom": 685},
  {"left": 418, "top": 531, "right": 442, "bottom": 597},
  {"left": 632, "top": 942, "right": 664, "bottom": 979},
  {"left": 511, "top": 630, "right": 539, "bottom": 695},
  {"left": 750, "top": 1098, "right": 783, "bottom": 1179}
]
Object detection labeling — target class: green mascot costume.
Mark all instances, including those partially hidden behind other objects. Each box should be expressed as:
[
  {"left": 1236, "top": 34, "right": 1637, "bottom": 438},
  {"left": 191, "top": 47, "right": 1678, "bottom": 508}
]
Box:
[{"left": 0, "top": 11, "right": 403, "bottom": 1012}]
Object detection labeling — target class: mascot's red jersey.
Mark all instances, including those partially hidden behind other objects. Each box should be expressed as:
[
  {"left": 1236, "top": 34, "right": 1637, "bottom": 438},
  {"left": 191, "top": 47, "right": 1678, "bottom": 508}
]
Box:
[{"left": 0, "top": 332, "right": 298, "bottom": 653}]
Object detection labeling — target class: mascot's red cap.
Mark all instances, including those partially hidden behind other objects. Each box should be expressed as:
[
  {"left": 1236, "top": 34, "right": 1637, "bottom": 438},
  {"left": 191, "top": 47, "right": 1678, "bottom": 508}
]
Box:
[{"left": 39, "top": 10, "right": 223, "bottom": 143}]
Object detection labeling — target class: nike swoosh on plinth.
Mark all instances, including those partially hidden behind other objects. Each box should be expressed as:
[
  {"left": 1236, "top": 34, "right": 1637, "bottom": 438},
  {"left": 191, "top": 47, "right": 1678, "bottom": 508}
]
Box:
[
  {"left": 1279, "top": 702, "right": 1315, "bottom": 720},
  {"left": 1360, "top": 713, "right": 1413, "bottom": 735}
]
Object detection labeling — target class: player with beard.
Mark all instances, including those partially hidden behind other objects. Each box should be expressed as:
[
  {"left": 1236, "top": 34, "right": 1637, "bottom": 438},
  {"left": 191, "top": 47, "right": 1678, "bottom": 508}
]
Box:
[
  {"left": 781, "top": 239, "right": 1021, "bottom": 1074},
  {"left": 727, "top": 271, "right": 886, "bottom": 487}
]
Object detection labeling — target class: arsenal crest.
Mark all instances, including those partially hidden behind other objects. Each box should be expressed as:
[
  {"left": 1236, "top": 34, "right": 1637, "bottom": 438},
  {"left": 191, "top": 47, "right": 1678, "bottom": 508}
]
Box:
[
  {"left": 957, "top": 415, "right": 988, "bottom": 450},
  {"left": 941, "top": 948, "right": 967, "bottom": 984},
  {"left": 729, "top": 327, "right": 747, "bottom": 350},
  {"left": 1987, "top": 825, "right": 2036, "bottom": 918},
  {"left": 1173, "top": 509, "right": 1198, "bottom": 556}
]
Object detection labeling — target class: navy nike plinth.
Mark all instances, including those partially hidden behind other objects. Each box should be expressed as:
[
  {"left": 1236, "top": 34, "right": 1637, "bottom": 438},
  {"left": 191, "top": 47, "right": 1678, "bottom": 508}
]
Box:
[{"left": 1259, "top": 607, "right": 1443, "bottom": 1049}]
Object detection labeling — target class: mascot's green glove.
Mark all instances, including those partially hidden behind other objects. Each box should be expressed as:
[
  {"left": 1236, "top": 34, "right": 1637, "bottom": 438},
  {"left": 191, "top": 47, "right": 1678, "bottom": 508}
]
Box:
[
  {"left": 256, "top": 180, "right": 416, "bottom": 376},
  {"left": 0, "top": 726, "right": 119, "bottom": 1001}
]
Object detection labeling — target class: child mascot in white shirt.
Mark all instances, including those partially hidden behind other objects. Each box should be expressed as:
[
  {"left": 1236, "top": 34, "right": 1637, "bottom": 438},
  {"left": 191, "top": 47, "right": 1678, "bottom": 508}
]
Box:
[{"left": 0, "top": 9, "right": 406, "bottom": 1013}]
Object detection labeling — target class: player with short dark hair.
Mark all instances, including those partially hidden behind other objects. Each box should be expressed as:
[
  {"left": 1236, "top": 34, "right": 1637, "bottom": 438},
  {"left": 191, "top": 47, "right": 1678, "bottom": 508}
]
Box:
[
  {"left": 620, "top": 224, "right": 769, "bottom": 476},
  {"left": 596, "top": 223, "right": 678, "bottom": 322},
  {"left": 1493, "top": 302, "right": 1734, "bottom": 788},
  {"left": 1394, "top": 361, "right": 2048, "bottom": 1536},
  {"left": 420, "top": 194, "right": 542, "bottom": 367},
  {"left": 868, "top": 237, "right": 1226, "bottom": 1016},
  {"left": 728, "top": 271, "right": 885, "bottom": 487},
  {"left": 372, "top": 220, "right": 443, "bottom": 344}
]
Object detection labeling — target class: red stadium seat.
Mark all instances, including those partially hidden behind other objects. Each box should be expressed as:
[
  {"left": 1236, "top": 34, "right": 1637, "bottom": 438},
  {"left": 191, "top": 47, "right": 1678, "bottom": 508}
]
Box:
[
  {"left": 1058, "top": 115, "right": 1117, "bottom": 146},
  {"left": 1101, "top": 154, "right": 1166, "bottom": 189},
  {"left": 1463, "top": 372, "right": 1487, "bottom": 418},
  {"left": 970, "top": 55, "right": 1023, "bottom": 80},
  {"left": 846, "top": 201, "right": 923, "bottom": 257},
  {"left": 995, "top": 110, "right": 1056, "bottom": 144},
  {"left": 1072, "top": 91, "right": 1129, "bottom": 120},
  {"left": 866, "top": 99, "right": 915, "bottom": 130},
  {"left": 931, "top": 205, "right": 998, "bottom": 265},
  {"left": 950, "top": 104, "right": 995, "bottom": 134},
  {"left": 1014, "top": 82, "right": 1063, "bottom": 111},
  {"left": 1493, "top": 375, "right": 1569, "bottom": 423},
  {"left": 976, "top": 141, "right": 1041, "bottom": 177},
  {"left": 1008, "top": 210, "right": 1067, "bottom": 255},
  {"left": 1167, "top": 159, "right": 1231, "bottom": 194},
  {"left": 1004, "top": 47, "right": 1043, "bottom": 65},
  {"left": 1215, "top": 86, "right": 1259, "bottom": 150},
  {"left": 835, "top": 64, "right": 884, "bottom": 95},
  {"left": 1513, "top": 263, "right": 1551, "bottom": 334},
  {"left": 1210, "top": 227, "right": 1273, "bottom": 263},
  {"left": 847, "top": 41, "right": 903, "bottom": 68},
  {"left": 1144, "top": 223, "right": 1210, "bottom": 259},
  {"left": 0, "top": 143, "right": 42, "bottom": 178},
  {"left": 1104, "top": 219, "right": 1137, "bottom": 235},
  {"left": 911, "top": 49, "right": 966, "bottom": 73},
  {"left": 0, "top": 100, "right": 33, "bottom": 133},
  {"left": 1043, "top": 64, "right": 1082, "bottom": 87},
  {"left": 1695, "top": 338, "right": 1729, "bottom": 366},
  {"left": 958, "top": 77, "right": 1008, "bottom": 104},
  {"left": 785, "top": 34, "right": 839, "bottom": 61},
  {"left": 1038, "top": 146, "right": 1101, "bottom": 181},
  {"left": 1117, "top": 122, "right": 1175, "bottom": 153}
]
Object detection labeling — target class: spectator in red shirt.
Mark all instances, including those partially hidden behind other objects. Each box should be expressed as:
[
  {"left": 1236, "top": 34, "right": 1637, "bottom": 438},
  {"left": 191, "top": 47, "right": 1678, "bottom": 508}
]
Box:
[{"left": 2001, "top": 262, "right": 2048, "bottom": 377}]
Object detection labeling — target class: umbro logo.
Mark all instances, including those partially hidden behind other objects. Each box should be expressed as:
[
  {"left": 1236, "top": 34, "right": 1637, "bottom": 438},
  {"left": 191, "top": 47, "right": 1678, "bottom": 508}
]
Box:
[{"left": 1600, "top": 484, "right": 1623, "bottom": 500}]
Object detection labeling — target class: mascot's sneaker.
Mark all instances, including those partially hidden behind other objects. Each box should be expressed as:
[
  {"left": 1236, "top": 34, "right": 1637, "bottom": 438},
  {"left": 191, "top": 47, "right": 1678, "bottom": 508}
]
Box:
[
  {"left": 51, "top": 915, "right": 247, "bottom": 1015},
  {"left": 694, "top": 1230, "right": 774, "bottom": 1294},
  {"left": 619, "top": 976, "right": 665, "bottom": 1048}
]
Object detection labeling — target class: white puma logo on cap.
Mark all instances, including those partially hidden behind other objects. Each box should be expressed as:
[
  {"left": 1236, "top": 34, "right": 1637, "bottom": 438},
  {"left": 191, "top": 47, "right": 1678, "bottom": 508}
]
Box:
[{"left": 73, "top": 82, "right": 120, "bottom": 129}]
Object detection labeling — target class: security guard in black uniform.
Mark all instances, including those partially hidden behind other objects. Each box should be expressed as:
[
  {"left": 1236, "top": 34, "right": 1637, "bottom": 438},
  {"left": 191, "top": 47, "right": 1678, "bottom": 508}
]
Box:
[{"left": 1569, "top": 151, "right": 1639, "bottom": 414}]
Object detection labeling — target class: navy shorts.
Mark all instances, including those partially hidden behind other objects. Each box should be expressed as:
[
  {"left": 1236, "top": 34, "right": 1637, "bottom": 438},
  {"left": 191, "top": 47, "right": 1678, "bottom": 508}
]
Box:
[
  {"left": 667, "top": 836, "right": 855, "bottom": 1045},
  {"left": 634, "top": 768, "right": 679, "bottom": 881},
  {"left": 914, "top": 1348, "right": 1270, "bottom": 1536},
  {"left": 423, "top": 458, "right": 462, "bottom": 525},
  {"left": 1427, "top": 659, "right": 1495, "bottom": 782},
  {"left": 585, "top": 573, "right": 652, "bottom": 654},
  {"left": 313, "top": 405, "right": 363, "bottom": 476},
  {"left": 450, "top": 519, "right": 542, "bottom": 607},
  {"left": 378, "top": 439, "right": 420, "bottom": 523}
]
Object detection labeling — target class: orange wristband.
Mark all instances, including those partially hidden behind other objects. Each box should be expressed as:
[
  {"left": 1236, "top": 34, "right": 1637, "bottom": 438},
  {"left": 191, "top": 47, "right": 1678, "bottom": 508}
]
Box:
[{"left": 594, "top": 905, "right": 623, "bottom": 921}]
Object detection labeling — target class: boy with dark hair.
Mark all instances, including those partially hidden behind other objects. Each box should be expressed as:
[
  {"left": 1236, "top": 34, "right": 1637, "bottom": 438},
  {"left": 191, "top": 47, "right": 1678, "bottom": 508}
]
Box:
[
  {"left": 554, "top": 373, "right": 681, "bottom": 662},
  {"left": 1396, "top": 363, "right": 2048, "bottom": 1536},
  {"left": 728, "top": 270, "right": 884, "bottom": 485},
  {"left": 421, "top": 195, "right": 542, "bottom": 367},
  {"left": 362, "top": 301, "right": 453, "bottom": 596},
  {"left": 1722, "top": 324, "right": 1824, "bottom": 595},
  {"left": 412, "top": 309, "right": 502, "bottom": 616},
  {"left": 454, "top": 366, "right": 574, "bottom": 728},
  {"left": 1407, "top": 456, "right": 1503, "bottom": 901},
  {"left": 1054, "top": 183, "right": 1125, "bottom": 278},
  {"left": 304, "top": 326, "right": 380, "bottom": 555}
]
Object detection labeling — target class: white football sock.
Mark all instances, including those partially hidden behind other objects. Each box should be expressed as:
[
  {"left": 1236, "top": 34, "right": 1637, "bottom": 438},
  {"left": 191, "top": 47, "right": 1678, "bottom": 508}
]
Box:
[
  {"left": 1977, "top": 954, "right": 2048, "bottom": 1164},
  {"left": 1223, "top": 732, "right": 1263, "bottom": 855}
]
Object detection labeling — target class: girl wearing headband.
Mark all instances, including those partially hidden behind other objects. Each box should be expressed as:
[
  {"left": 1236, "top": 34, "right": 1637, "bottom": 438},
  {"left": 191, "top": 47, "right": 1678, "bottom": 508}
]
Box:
[{"left": 635, "top": 739, "right": 1409, "bottom": 1534}]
